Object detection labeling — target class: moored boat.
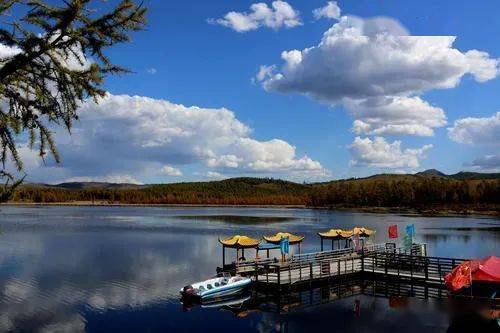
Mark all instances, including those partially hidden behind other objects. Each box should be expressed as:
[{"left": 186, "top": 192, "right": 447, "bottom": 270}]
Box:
[{"left": 180, "top": 272, "right": 252, "bottom": 300}]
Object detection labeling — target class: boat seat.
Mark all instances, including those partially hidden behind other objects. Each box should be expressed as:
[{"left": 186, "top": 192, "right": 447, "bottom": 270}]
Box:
[
  {"left": 214, "top": 282, "right": 220, "bottom": 287},
  {"left": 207, "top": 284, "right": 213, "bottom": 289},
  {"left": 221, "top": 281, "right": 227, "bottom": 286},
  {"left": 198, "top": 286, "right": 205, "bottom": 291}
]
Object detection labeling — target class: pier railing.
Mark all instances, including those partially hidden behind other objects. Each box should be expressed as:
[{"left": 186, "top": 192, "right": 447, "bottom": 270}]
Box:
[
  {"left": 363, "top": 252, "right": 465, "bottom": 283},
  {"left": 248, "top": 242, "right": 465, "bottom": 288}
]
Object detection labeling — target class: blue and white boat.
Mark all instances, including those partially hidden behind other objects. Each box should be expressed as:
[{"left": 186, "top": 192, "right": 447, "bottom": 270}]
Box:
[{"left": 180, "top": 273, "right": 251, "bottom": 299}]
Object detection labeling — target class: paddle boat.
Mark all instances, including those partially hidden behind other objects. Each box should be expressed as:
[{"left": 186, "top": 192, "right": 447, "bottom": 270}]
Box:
[{"left": 180, "top": 272, "right": 252, "bottom": 300}]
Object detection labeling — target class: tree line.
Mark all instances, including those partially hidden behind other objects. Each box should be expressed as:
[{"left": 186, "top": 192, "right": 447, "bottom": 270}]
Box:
[
  {"left": 10, "top": 176, "right": 500, "bottom": 213},
  {"left": 309, "top": 176, "right": 499, "bottom": 210}
]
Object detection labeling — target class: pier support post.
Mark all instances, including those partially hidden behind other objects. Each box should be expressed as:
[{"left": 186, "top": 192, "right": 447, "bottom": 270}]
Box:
[{"left": 222, "top": 245, "right": 225, "bottom": 267}]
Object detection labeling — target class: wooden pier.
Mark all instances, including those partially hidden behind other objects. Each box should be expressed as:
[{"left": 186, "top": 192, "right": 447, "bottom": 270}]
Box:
[{"left": 226, "top": 243, "right": 467, "bottom": 292}]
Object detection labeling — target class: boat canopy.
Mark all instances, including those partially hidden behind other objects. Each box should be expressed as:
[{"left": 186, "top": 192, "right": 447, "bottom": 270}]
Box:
[
  {"left": 353, "top": 227, "right": 375, "bottom": 237},
  {"left": 263, "top": 232, "right": 304, "bottom": 245},
  {"left": 317, "top": 229, "right": 353, "bottom": 239},
  {"left": 218, "top": 235, "right": 260, "bottom": 248}
]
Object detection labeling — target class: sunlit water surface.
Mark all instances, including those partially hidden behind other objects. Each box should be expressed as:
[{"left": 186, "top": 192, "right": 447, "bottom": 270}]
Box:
[{"left": 0, "top": 206, "right": 498, "bottom": 332}]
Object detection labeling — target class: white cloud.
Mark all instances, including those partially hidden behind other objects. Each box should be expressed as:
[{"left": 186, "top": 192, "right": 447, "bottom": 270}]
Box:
[
  {"left": 210, "top": 1, "right": 302, "bottom": 32},
  {"left": 0, "top": 44, "right": 21, "bottom": 61},
  {"left": 259, "top": 16, "right": 498, "bottom": 99},
  {"left": 448, "top": 112, "right": 500, "bottom": 145},
  {"left": 348, "top": 96, "right": 446, "bottom": 136},
  {"left": 146, "top": 67, "right": 157, "bottom": 75},
  {"left": 468, "top": 154, "right": 500, "bottom": 172},
  {"left": 19, "top": 94, "right": 327, "bottom": 183},
  {"left": 206, "top": 171, "right": 223, "bottom": 178},
  {"left": 349, "top": 136, "right": 432, "bottom": 169},
  {"left": 194, "top": 171, "right": 225, "bottom": 180},
  {"left": 63, "top": 175, "right": 142, "bottom": 184},
  {"left": 313, "top": 1, "right": 341, "bottom": 20},
  {"left": 255, "top": 65, "right": 276, "bottom": 82},
  {"left": 257, "top": 11, "right": 499, "bottom": 136},
  {"left": 160, "top": 165, "right": 182, "bottom": 176}
]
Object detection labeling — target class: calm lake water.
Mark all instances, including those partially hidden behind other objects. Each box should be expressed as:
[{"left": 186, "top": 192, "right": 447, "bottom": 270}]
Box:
[{"left": 0, "top": 206, "right": 498, "bottom": 332}]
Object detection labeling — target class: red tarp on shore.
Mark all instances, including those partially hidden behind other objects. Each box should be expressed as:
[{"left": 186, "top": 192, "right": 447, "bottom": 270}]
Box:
[{"left": 444, "top": 256, "right": 500, "bottom": 291}]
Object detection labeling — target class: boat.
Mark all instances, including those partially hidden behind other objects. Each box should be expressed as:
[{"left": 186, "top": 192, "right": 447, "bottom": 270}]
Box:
[
  {"left": 201, "top": 293, "right": 252, "bottom": 308},
  {"left": 180, "top": 272, "right": 252, "bottom": 300}
]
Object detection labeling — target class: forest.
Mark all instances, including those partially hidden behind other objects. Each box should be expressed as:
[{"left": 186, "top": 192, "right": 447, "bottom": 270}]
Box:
[{"left": 9, "top": 173, "right": 500, "bottom": 214}]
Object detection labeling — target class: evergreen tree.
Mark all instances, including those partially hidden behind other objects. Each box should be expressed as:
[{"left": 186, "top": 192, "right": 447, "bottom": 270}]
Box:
[{"left": 0, "top": 0, "right": 147, "bottom": 200}]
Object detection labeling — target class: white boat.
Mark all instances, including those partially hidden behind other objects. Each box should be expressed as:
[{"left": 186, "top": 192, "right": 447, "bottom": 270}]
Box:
[
  {"left": 180, "top": 272, "right": 252, "bottom": 299},
  {"left": 201, "top": 294, "right": 251, "bottom": 308}
]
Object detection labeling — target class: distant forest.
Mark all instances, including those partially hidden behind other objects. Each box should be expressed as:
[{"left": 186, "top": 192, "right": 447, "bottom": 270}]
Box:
[{"left": 10, "top": 171, "right": 500, "bottom": 214}]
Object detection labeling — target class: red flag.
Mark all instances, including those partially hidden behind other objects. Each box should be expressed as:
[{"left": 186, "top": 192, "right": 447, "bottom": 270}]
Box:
[
  {"left": 444, "top": 261, "right": 473, "bottom": 291},
  {"left": 388, "top": 225, "right": 398, "bottom": 238}
]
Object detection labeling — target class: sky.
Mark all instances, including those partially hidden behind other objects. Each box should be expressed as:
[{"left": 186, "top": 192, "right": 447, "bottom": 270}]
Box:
[{"left": 4, "top": 0, "right": 500, "bottom": 184}]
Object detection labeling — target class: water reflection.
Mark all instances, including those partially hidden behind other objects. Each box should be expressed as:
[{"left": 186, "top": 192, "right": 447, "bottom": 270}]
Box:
[{"left": 0, "top": 206, "right": 498, "bottom": 332}]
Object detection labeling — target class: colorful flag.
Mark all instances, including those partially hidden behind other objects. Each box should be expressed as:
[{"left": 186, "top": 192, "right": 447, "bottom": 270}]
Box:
[
  {"left": 280, "top": 236, "right": 289, "bottom": 255},
  {"left": 405, "top": 224, "right": 415, "bottom": 237},
  {"left": 351, "top": 233, "right": 361, "bottom": 251},
  {"left": 402, "top": 234, "right": 412, "bottom": 251},
  {"left": 388, "top": 225, "right": 398, "bottom": 238}
]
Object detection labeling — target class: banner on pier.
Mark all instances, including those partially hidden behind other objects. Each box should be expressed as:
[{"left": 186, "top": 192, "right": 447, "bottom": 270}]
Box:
[{"left": 388, "top": 225, "right": 398, "bottom": 239}]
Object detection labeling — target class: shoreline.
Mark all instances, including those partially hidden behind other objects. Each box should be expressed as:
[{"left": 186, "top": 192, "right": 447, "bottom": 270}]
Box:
[
  {"left": 2, "top": 202, "right": 499, "bottom": 218},
  {"left": 2, "top": 202, "right": 307, "bottom": 209}
]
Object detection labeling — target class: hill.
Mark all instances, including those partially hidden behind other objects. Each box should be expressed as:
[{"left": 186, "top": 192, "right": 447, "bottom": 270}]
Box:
[
  {"left": 11, "top": 172, "right": 500, "bottom": 215},
  {"left": 46, "top": 182, "right": 145, "bottom": 190},
  {"left": 416, "top": 169, "right": 500, "bottom": 180},
  {"left": 17, "top": 177, "right": 311, "bottom": 205},
  {"left": 416, "top": 169, "right": 447, "bottom": 177}
]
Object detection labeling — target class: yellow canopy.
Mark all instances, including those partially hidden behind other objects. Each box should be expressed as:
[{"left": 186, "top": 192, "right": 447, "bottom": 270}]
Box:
[
  {"left": 318, "top": 229, "right": 353, "bottom": 239},
  {"left": 263, "top": 232, "right": 304, "bottom": 245},
  {"left": 219, "top": 235, "right": 260, "bottom": 248},
  {"left": 353, "top": 227, "right": 375, "bottom": 237}
]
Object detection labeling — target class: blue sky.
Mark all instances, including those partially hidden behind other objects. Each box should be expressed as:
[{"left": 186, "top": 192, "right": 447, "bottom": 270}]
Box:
[{"left": 7, "top": 0, "right": 500, "bottom": 184}]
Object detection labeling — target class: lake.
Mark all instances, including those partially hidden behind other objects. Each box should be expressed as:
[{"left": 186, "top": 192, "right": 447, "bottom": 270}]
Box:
[{"left": 0, "top": 206, "right": 498, "bottom": 332}]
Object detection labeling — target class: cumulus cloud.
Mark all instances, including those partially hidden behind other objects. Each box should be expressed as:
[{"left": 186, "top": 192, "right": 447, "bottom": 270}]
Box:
[
  {"left": 447, "top": 112, "right": 500, "bottom": 145},
  {"left": 259, "top": 17, "right": 497, "bottom": 100},
  {"left": 160, "top": 165, "right": 182, "bottom": 176},
  {"left": 349, "top": 136, "right": 432, "bottom": 169},
  {"left": 19, "top": 94, "right": 327, "bottom": 183},
  {"left": 313, "top": 1, "right": 341, "bottom": 20},
  {"left": 210, "top": 1, "right": 302, "bottom": 32},
  {"left": 348, "top": 96, "right": 446, "bottom": 136},
  {"left": 257, "top": 12, "right": 499, "bottom": 136}
]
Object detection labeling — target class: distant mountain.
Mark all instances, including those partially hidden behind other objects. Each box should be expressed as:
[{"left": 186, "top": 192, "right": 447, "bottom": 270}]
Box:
[
  {"left": 416, "top": 169, "right": 500, "bottom": 180},
  {"left": 47, "top": 182, "right": 144, "bottom": 190},
  {"left": 416, "top": 169, "right": 447, "bottom": 177},
  {"left": 448, "top": 171, "right": 500, "bottom": 180},
  {"left": 24, "top": 171, "right": 499, "bottom": 191}
]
